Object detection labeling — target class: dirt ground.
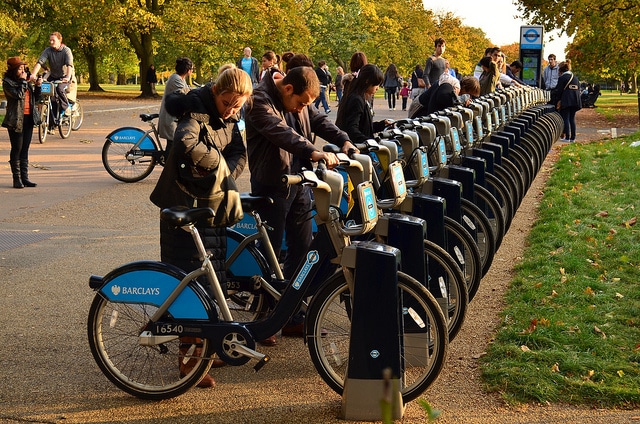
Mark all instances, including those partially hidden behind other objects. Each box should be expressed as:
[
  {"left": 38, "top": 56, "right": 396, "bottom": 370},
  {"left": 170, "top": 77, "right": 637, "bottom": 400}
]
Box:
[{"left": 414, "top": 108, "right": 640, "bottom": 423}]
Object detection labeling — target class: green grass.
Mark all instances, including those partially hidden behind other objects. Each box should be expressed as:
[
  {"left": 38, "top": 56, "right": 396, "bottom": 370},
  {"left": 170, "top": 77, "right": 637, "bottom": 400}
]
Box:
[
  {"left": 588, "top": 90, "right": 639, "bottom": 122},
  {"left": 482, "top": 135, "right": 640, "bottom": 407}
]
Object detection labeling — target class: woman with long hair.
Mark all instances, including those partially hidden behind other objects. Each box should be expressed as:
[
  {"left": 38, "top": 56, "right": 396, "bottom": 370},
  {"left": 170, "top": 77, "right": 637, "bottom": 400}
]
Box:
[
  {"left": 383, "top": 63, "right": 400, "bottom": 110},
  {"left": 335, "top": 64, "right": 391, "bottom": 143}
]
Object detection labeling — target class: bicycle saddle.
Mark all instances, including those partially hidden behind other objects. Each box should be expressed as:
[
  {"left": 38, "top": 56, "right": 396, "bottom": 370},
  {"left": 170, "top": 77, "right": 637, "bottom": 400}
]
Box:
[
  {"left": 140, "top": 113, "right": 160, "bottom": 122},
  {"left": 160, "top": 206, "right": 214, "bottom": 227},
  {"left": 241, "top": 193, "right": 273, "bottom": 211}
]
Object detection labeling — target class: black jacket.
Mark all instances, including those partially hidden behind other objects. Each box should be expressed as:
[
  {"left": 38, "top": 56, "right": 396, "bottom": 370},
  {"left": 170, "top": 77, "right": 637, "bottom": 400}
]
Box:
[
  {"left": 245, "top": 69, "right": 350, "bottom": 197},
  {"left": 335, "top": 94, "right": 386, "bottom": 143},
  {"left": 552, "top": 72, "right": 582, "bottom": 110},
  {"left": 2, "top": 76, "right": 41, "bottom": 133},
  {"left": 150, "top": 83, "right": 246, "bottom": 209}
]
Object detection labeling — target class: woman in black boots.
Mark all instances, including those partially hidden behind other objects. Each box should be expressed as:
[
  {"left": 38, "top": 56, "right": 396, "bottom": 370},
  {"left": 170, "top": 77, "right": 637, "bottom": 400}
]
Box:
[{"left": 3, "top": 56, "right": 41, "bottom": 188}]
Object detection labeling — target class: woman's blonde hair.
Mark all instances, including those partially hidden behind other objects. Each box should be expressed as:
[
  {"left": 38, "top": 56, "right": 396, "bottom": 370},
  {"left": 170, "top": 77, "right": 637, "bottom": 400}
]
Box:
[{"left": 213, "top": 64, "right": 253, "bottom": 98}]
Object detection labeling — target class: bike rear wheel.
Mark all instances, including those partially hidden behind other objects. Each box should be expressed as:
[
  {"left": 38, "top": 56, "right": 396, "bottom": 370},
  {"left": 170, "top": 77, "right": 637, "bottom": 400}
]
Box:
[
  {"left": 102, "top": 139, "right": 157, "bottom": 182},
  {"left": 58, "top": 113, "right": 72, "bottom": 139},
  {"left": 38, "top": 103, "right": 49, "bottom": 144},
  {"left": 71, "top": 101, "right": 84, "bottom": 130},
  {"left": 87, "top": 292, "right": 215, "bottom": 400},
  {"left": 306, "top": 270, "right": 448, "bottom": 403}
]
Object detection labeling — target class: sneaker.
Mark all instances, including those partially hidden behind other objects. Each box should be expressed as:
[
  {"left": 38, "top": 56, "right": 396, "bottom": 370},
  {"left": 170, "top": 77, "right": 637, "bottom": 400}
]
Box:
[
  {"left": 559, "top": 138, "right": 569, "bottom": 142},
  {"left": 325, "top": 109, "right": 331, "bottom": 114},
  {"left": 569, "top": 139, "right": 575, "bottom": 143}
]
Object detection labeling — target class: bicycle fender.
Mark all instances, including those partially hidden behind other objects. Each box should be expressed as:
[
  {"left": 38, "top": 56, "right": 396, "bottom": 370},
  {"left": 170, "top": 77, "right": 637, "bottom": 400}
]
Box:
[
  {"left": 105, "top": 127, "right": 156, "bottom": 150},
  {"left": 96, "top": 261, "right": 216, "bottom": 320}
]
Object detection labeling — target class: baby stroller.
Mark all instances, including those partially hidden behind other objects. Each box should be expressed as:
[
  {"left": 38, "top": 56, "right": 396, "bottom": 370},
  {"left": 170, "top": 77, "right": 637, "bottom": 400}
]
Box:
[{"left": 581, "top": 84, "right": 601, "bottom": 108}]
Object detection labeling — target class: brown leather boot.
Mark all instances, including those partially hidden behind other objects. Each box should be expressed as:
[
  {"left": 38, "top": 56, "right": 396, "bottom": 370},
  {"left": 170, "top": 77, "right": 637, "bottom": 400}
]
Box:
[{"left": 179, "top": 337, "right": 215, "bottom": 388}]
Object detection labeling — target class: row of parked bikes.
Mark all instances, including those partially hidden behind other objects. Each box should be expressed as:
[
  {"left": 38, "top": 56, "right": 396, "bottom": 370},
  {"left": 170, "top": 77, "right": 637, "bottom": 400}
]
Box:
[{"left": 88, "top": 85, "right": 564, "bottom": 403}]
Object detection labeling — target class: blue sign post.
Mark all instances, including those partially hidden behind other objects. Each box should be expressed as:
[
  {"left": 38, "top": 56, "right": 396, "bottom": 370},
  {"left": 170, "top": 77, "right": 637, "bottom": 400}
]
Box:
[{"left": 519, "top": 25, "right": 544, "bottom": 87}]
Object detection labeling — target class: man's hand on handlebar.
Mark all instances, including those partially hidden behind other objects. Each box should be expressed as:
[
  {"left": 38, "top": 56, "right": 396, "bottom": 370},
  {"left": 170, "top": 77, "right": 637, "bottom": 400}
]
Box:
[
  {"left": 341, "top": 141, "right": 360, "bottom": 155},
  {"left": 310, "top": 150, "right": 339, "bottom": 169}
]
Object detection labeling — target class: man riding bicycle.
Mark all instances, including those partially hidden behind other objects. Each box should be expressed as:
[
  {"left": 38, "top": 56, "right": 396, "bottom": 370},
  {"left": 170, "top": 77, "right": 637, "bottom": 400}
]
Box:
[{"left": 29, "top": 31, "right": 75, "bottom": 116}]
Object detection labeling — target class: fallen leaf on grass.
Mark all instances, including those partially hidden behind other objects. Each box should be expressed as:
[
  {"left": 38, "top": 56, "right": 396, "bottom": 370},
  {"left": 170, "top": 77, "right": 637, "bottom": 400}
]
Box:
[
  {"left": 551, "top": 363, "right": 560, "bottom": 373},
  {"left": 582, "top": 370, "right": 595, "bottom": 381},
  {"left": 520, "top": 345, "right": 531, "bottom": 352},
  {"left": 615, "top": 292, "right": 624, "bottom": 299},
  {"left": 520, "top": 319, "right": 538, "bottom": 334},
  {"left": 595, "top": 211, "right": 609, "bottom": 217},
  {"left": 584, "top": 287, "right": 595, "bottom": 296},
  {"left": 622, "top": 217, "right": 637, "bottom": 228},
  {"left": 594, "top": 325, "right": 607, "bottom": 338}
]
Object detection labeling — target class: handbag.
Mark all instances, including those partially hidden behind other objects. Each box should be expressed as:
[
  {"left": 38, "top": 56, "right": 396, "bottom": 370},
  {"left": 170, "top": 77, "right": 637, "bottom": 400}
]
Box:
[
  {"left": 414, "top": 72, "right": 426, "bottom": 88},
  {"left": 176, "top": 123, "right": 244, "bottom": 227}
]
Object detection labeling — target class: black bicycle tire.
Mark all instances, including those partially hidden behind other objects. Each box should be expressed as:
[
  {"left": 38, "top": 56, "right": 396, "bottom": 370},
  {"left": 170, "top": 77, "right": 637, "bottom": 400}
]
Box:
[
  {"left": 444, "top": 216, "right": 482, "bottom": 302},
  {"left": 58, "top": 113, "right": 72, "bottom": 139},
  {"left": 461, "top": 198, "right": 497, "bottom": 277},
  {"left": 474, "top": 184, "right": 506, "bottom": 249},
  {"left": 484, "top": 172, "right": 514, "bottom": 231},
  {"left": 306, "top": 270, "right": 449, "bottom": 403},
  {"left": 71, "top": 101, "right": 84, "bottom": 131},
  {"left": 101, "top": 139, "right": 157, "bottom": 183},
  {"left": 38, "top": 102, "right": 49, "bottom": 144}
]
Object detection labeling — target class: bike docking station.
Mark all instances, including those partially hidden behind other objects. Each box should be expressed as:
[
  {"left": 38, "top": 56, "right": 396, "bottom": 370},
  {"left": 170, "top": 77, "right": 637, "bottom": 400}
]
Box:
[
  {"left": 340, "top": 239, "right": 404, "bottom": 420},
  {"left": 339, "top": 161, "right": 412, "bottom": 421}
]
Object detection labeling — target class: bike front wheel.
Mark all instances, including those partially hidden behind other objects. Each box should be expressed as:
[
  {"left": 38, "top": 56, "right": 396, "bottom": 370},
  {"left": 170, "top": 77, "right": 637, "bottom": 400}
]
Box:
[
  {"left": 87, "top": 292, "right": 215, "bottom": 400},
  {"left": 306, "top": 270, "right": 448, "bottom": 403},
  {"left": 102, "top": 139, "right": 157, "bottom": 182},
  {"left": 38, "top": 102, "right": 49, "bottom": 144}
]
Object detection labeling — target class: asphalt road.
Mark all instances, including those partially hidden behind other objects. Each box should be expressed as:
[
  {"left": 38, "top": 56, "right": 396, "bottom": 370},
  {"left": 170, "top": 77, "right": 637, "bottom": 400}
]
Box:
[{"left": 0, "top": 97, "right": 426, "bottom": 424}]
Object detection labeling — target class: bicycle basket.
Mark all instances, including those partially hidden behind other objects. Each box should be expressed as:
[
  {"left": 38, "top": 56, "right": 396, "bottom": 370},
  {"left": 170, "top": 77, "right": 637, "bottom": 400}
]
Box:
[{"left": 40, "top": 82, "right": 54, "bottom": 96}]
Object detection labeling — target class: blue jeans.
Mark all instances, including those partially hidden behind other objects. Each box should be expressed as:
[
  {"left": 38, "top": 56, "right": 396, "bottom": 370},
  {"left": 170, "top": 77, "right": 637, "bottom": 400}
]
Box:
[{"left": 314, "top": 86, "right": 330, "bottom": 112}]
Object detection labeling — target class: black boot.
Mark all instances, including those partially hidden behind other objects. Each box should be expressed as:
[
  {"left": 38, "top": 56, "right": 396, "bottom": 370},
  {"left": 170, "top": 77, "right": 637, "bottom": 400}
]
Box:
[
  {"left": 20, "top": 161, "right": 36, "bottom": 187},
  {"left": 10, "top": 161, "right": 23, "bottom": 189}
]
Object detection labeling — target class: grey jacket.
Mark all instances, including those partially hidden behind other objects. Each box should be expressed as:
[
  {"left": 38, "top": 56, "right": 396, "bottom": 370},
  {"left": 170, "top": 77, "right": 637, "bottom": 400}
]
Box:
[{"left": 158, "top": 73, "right": 190, "bottom": 141}]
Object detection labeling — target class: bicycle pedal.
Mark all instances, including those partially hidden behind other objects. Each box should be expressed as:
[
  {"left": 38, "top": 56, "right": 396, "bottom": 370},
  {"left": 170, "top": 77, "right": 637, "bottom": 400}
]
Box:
[{"left": 253, "top": 355, "right": 271, "bottom": 372}]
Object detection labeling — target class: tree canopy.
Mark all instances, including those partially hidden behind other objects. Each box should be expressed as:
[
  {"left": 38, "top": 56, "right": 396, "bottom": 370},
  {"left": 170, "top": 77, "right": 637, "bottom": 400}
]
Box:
[{"left": 516, "top": 0, "right": 639, "bottom": 89}]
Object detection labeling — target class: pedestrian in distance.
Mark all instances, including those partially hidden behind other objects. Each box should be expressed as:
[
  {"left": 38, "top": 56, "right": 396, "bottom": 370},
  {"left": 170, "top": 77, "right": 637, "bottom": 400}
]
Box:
[
  {"left": 3, "top": 56, "right": 42, "bottom": 188},
  {"left": 423, "top": 37, "right": 447, "bottom": 89},
  {"left": 543, "top": 54, "right": 559, "bottom": 90},
  {"left": 383, "top": 63, "right": 401, "bottom": 110},
  {"left": 313, "top": 60, "right": 332, "bottom": 113},
  {"left": 146, "top": 64, "right": 158, "bottom": 96},
  {"left": 236, "top": 47, "right": 260, "bottom": 87},
  {"left": 551, "top": 60, "right": 582, "bottom": 142},
  {"left": 158, "top": 57, "right": 194, "bottom": 153}
]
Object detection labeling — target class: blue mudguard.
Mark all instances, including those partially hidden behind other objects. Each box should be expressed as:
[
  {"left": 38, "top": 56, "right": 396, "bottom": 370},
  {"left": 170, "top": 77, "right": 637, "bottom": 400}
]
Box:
[
  {"left": 105, "top": 127, "right": 156, "bottom": 150},
  {"left": 96, "top": 261, "right": 215, "bottom": 320}
]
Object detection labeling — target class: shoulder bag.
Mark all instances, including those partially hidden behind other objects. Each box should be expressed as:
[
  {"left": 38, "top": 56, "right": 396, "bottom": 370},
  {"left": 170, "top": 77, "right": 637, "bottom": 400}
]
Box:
[{"left": 176, "top": 122, "right": 244, "bottom": 227}]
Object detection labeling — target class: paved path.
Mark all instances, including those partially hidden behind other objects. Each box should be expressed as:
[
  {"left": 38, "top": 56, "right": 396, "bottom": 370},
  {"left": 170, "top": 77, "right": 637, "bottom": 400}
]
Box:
[{"left": 0, "top": 96, "right": 637, "bottom": 424}]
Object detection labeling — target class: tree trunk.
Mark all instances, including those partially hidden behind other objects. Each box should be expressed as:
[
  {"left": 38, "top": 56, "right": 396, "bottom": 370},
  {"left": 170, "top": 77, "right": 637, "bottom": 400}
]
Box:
[
  {"left": 84, "top": 48, "right": 105, "bottom": 92},
  {"left": 124, "top": 29, "right": 156, "bottom": 98}
]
